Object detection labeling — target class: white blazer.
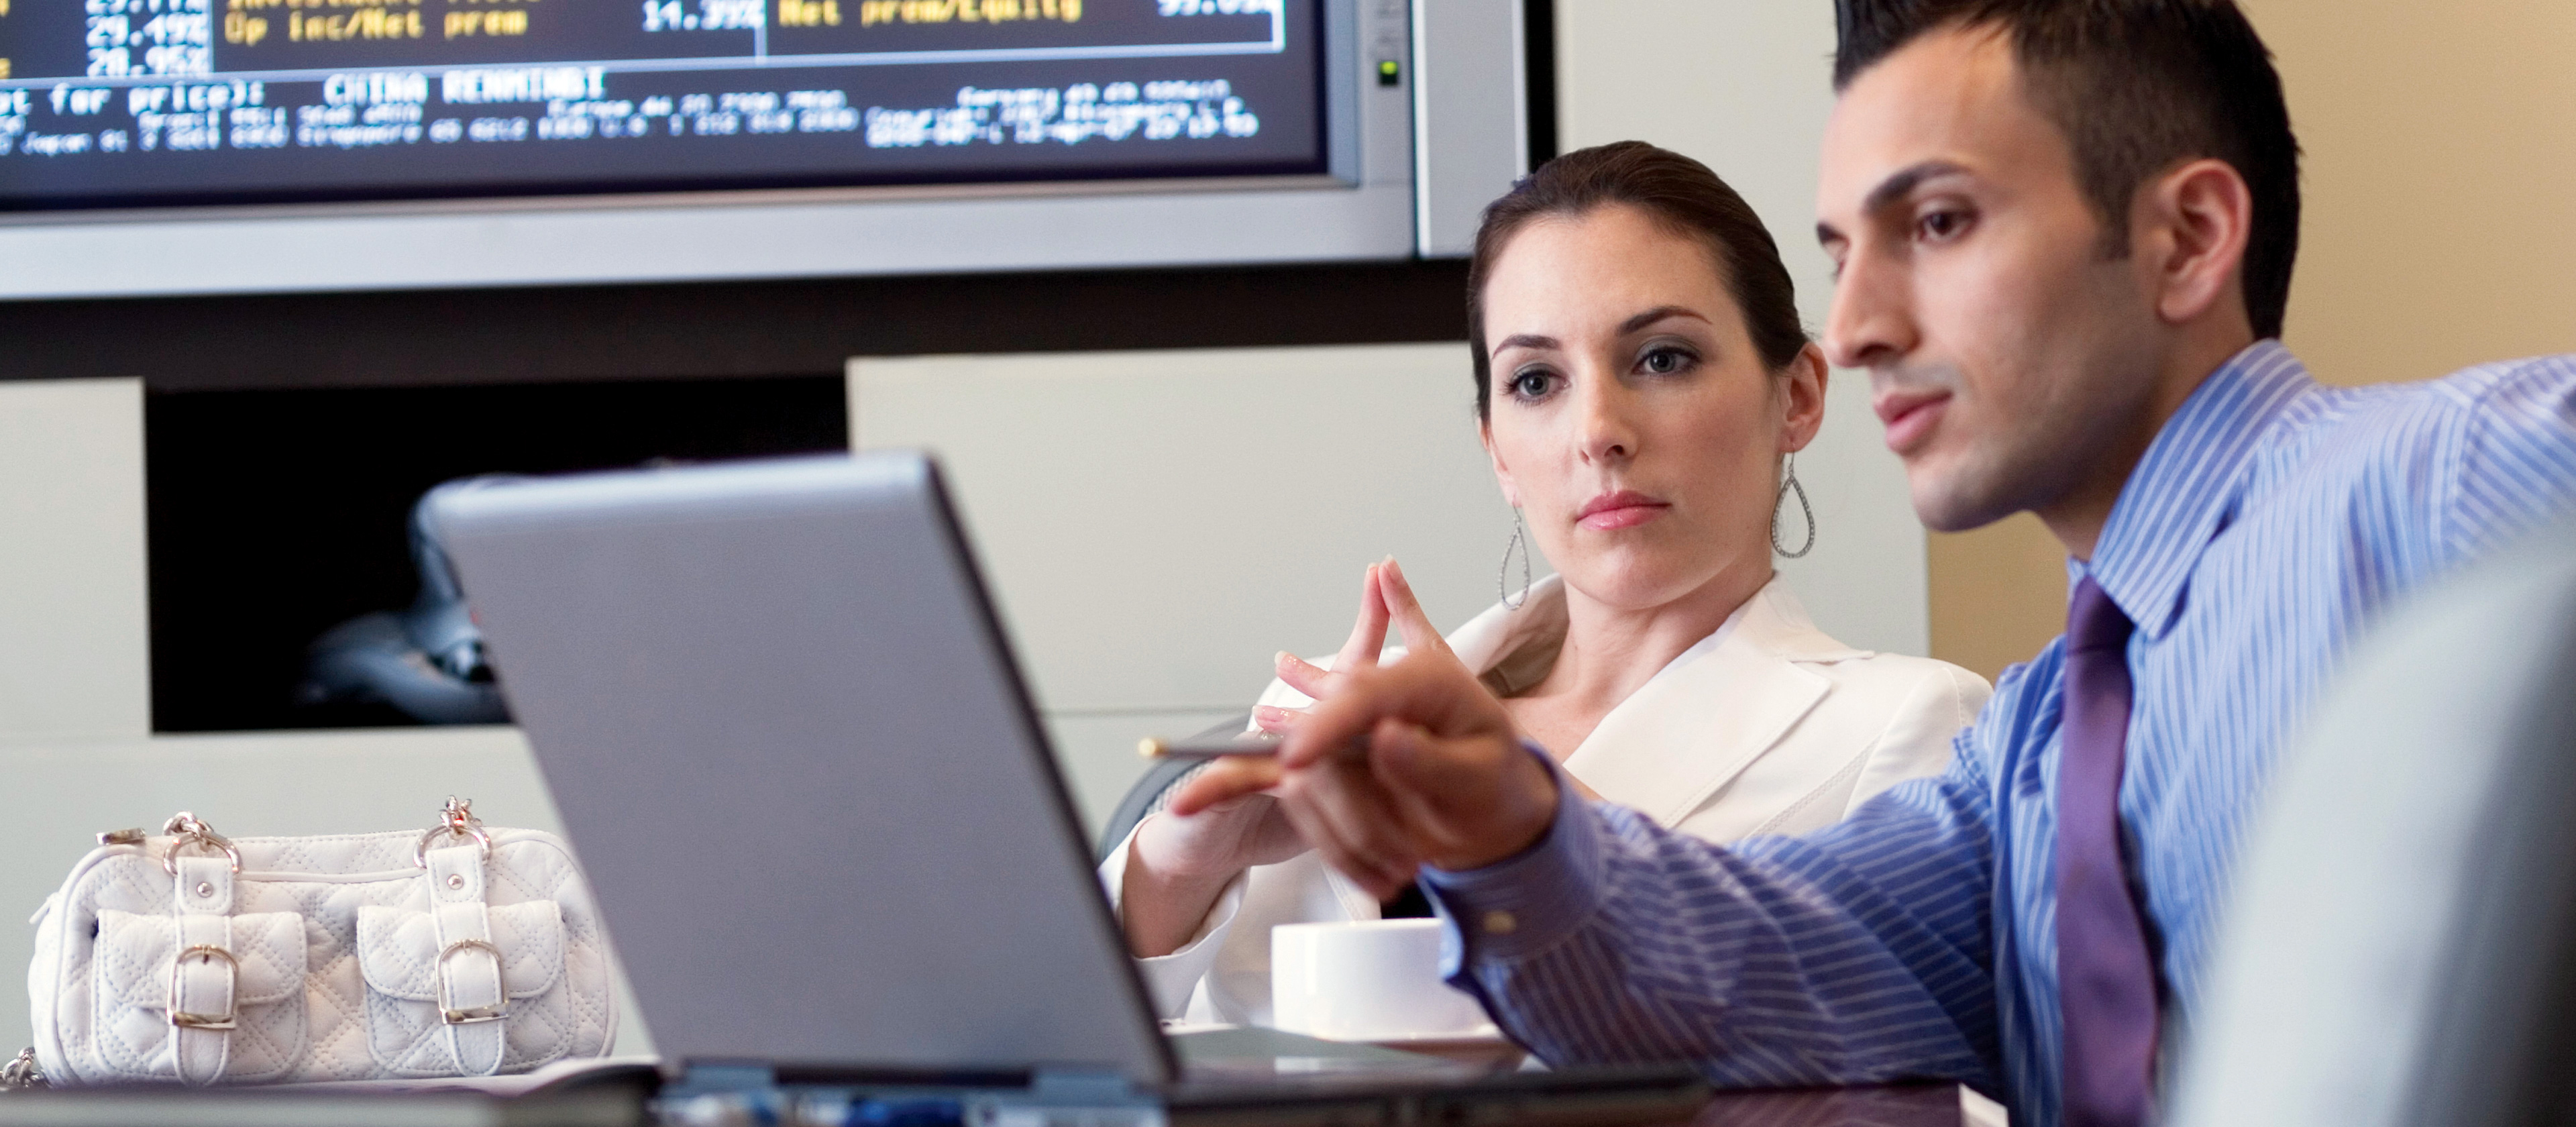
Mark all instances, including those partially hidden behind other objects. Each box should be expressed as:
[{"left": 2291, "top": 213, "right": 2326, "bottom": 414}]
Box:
[{"left": 1099, "top": 574, "right": 1990, "bottom": 1024}]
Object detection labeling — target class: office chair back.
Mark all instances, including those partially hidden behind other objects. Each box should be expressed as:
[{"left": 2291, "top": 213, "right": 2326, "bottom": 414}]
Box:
[
  {"left": 1095, "top": 713, "right": 1251, "bottom": 863},
  {"left": 2171, "top": 517, "right": 2576, "bottom": 1127}
]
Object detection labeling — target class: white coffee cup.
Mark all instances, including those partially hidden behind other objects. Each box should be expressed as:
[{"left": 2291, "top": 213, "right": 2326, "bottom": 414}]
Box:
[{"left": 1270, "top": 919, "right": 1497, "bottom": 1041}]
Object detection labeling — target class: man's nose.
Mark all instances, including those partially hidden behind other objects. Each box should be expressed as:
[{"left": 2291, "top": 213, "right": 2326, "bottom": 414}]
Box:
[{"left": 1822, "top": 248, "right": 1918, "bottom": 370}]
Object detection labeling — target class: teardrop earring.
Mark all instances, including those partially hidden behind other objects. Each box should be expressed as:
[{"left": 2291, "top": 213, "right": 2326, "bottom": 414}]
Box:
[
  {"left": 1772, "top": 452, "right": 1815, "bottom": 559},
  {"left": 1499, "top": 507, "right": 1533, "bottom": 610}
]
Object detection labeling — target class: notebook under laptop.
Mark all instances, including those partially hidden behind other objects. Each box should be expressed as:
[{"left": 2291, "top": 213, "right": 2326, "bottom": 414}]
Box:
[{"left": 428, "top": 451, "right": 1704, "bottom": 1124}]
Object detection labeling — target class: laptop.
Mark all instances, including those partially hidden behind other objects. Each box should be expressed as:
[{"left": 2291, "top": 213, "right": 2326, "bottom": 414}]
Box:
[{"left": 427, "top": 451, "right": 1705, "bottom": 1125}]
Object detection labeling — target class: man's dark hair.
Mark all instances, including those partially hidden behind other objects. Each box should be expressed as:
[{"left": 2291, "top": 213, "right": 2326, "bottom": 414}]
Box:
[
  {"left": 1466, "top": 141, "right": 1809, "bottom": 421},
  {"left": 1835, "top": 0, "right": 2301, "bottom": 339}
]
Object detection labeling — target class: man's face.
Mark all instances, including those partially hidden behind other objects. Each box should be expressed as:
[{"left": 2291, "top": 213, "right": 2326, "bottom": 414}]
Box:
[{"left": 1816, "top": 25, "right": 2165, "bottom": 533}]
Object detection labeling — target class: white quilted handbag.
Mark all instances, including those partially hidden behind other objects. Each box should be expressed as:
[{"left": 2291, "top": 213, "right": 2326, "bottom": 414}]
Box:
[{"left": 23, "top": 800, "right": 617, "bottom": 1087}]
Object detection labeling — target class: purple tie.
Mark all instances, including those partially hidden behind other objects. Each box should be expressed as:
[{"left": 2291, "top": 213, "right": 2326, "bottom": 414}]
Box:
[{"left": 2057, "top": 577, "right": 2158, "bottom": 1127}]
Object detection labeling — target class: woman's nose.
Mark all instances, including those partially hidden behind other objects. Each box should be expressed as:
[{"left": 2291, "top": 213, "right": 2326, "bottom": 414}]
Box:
[{"left": 1574, "top": 377, "right": 1638, "bottom": 464}]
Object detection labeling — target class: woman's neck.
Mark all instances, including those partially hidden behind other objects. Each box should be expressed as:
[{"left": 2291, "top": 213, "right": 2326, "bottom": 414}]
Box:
[{"left": 1504, "top": 563, "right": 1774, "bottom": 758}]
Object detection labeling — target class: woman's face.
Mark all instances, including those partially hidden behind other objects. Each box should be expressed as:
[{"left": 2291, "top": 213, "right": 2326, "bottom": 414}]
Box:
[{"left": 1480, "top": 203, "right": 1825, "bottom": 614}]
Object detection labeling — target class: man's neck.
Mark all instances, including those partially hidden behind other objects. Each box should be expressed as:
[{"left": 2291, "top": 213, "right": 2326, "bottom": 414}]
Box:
[{"left": 2041, "top": 331, "right": 2259, "bottom": 560}]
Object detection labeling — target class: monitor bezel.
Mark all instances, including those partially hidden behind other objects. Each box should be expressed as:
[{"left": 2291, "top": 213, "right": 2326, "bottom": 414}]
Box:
[{"left": 0, "top": 0, "right": 1418, "bottom": 300}]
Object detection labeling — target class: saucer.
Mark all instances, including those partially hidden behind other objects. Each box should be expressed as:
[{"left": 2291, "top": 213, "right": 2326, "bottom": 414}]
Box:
[
  {"left": 1360, "top": 1024, "right": 1507, "bottom": 1049},
  {"left": 1361, "top": 1026, "right": 1523, "bottom": 1070}
]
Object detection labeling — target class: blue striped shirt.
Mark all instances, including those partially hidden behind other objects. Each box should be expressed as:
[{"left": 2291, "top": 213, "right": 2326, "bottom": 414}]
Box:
[{"left": 1419, "top": 342, "right": 2576, "bottom": 1124}]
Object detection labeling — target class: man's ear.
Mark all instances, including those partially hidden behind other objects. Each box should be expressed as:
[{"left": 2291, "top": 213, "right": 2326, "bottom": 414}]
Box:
[
  {"left": 1481, "top": 421, "right": 1519, "bottom": 508},
  {"left": 2139, "top": 158, "right": 2254, "bottom": 329},
  {"left": 1780, "top": 343, "right": 1829, "bottom": 454}
]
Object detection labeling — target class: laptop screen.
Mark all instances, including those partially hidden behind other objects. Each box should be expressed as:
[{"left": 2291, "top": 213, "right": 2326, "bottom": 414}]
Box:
[{"left": 433, "top": 452, "right": 1173, "bottom": 1083}]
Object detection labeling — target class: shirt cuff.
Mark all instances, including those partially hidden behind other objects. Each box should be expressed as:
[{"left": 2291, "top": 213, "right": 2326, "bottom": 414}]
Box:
[
  {"left": 1419, "top": 741, "right": 1608, "bottom": 970},
  {"left": 1131, "top": 871, "right": 1245, "bottom": 1018},
  {"left": 1099, "top": 817, "right": 1248, "bottom": 1019}
]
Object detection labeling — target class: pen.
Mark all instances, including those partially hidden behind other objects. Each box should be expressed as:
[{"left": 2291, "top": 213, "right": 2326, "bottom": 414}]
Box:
[{"left": 1138, "top": 734, "right": 1282, "bottom": 759}]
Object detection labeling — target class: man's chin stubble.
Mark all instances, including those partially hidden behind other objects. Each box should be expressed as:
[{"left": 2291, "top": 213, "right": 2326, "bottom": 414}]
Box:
[{"left": 1907, "top": 452, "right": 2053, "bottom": 534}]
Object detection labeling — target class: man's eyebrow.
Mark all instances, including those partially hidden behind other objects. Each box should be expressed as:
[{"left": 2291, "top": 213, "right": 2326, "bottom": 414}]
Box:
[
  {"left": 1819, "top": 160, "right": 1973, "bottom": 248},
  {"left": 1617, "top": 306, "right": 1708, "bottom": 335},
  {"left": 1862, "top": 160, "right": 1972, "bottom": 217}
]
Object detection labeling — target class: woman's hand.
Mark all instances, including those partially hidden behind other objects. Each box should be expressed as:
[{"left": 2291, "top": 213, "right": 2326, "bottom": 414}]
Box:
[
  {"left": 1173, "top": 655, "right": 1560, "bottom": 902},
  {"left": 1171, "top": 558, "right": 1561, "bottom": 900},
  {"left": 1119, "top": 562, "right": 1393, "bottom": 957},
  {"left": 1257, "top": 557, "right": 1473, "bottom": 733},
  {"left": 1263, "top": 562, "right": 1607, "bottom": 796}
]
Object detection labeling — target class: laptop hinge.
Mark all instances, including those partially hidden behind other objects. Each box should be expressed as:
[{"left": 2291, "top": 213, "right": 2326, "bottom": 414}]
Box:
[
  {"left": 981, "top": 1070, "right": 1163, "bottom": 1127},
  {"left": 1026, "top": 1069, "right": 1142, "bottom": 1103},
  {"left": 664, "top": 1061, "right": 778, "bottom": 1097}
]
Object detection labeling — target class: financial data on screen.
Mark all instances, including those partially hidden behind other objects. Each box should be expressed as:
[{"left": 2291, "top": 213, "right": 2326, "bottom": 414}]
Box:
[{"left": 0, "top": 0, "right": 1321, "bottom": 207}]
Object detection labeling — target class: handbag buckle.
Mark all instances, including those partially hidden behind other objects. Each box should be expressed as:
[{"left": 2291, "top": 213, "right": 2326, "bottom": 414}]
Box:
[
  {"left": 1, "top": 1048, "right": 47, "bottom": 1091},
  {"left": 159, "top": 814, "right": 241, "bottom": 877},
  {"left": 435, "top": 940, "right": 509, "bottom": 1025},
  {"left": 166, "top": 945, "right": 239, "bottom": 1031},
  {"left": 415, "top": 797, "right": 494, "bottom": 870}
]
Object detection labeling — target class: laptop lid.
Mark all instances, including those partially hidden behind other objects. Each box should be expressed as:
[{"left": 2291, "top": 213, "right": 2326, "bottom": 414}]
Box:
[{"left": 430, "top": 451, "right": 1175, "bottom": 1085}]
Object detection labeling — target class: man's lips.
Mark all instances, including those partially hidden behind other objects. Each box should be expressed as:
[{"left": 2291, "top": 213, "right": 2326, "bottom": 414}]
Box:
[
  {"left": 1576, "top": 490, "right": 1669, "bottom": 531},
  {"left": 1875, "top": 390, "right": 1951, "bottom": 455}
]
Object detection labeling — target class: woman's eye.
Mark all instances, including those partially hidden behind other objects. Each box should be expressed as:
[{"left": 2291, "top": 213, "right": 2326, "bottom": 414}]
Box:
[
  {"left": 1508, "top": 370, "right": 1554, "bottom": 399},
  {"left": 1639, "top": 347, "right": 1695, "bottom": 376}
]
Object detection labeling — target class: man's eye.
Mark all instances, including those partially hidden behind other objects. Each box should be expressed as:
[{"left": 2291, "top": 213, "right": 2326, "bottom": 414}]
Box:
[{"left": 1919, "top": 209, "right": 1971, "bottom": 241}]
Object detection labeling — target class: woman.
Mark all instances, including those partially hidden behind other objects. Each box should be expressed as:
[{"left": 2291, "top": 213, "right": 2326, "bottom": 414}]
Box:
[{"left": 1102, "top": 141, "right": 1990, "bottom": 1024}]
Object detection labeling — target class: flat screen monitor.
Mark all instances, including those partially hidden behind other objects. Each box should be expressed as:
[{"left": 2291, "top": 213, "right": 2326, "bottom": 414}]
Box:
[
  {"left": 0, "top": 0, "right": 1322, "bottom": 208},
  {"left": 0, "top": 0, "right": 1526, "bottom": 299}
]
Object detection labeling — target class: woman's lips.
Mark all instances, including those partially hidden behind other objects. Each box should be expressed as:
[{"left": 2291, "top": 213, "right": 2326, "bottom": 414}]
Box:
[
  {"left": 1876, "top": 390, "right": 1950, "bottom": 455},
  {"left": 1576, "top": 490, "right": 1669, "bottom": 531}
]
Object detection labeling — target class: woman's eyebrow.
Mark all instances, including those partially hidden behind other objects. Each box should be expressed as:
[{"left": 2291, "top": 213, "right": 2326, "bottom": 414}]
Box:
[
  {"left": 1494, "top": 333, "right": 1559, "bottom": 353},
  {"left": 1619, "top": 306, "right": 1711, "bottom": 335}
]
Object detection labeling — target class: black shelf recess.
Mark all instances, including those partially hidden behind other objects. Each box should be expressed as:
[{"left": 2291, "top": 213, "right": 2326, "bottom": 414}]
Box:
[
  {"left": 1, "top": 260, "right": 1470, "bottom": 392},
  {"left": 103, "top": 259, "right": 1471, "bottom": 734},
  {"left": 146, "top": 376, "right": 855, "bottom": 733}
]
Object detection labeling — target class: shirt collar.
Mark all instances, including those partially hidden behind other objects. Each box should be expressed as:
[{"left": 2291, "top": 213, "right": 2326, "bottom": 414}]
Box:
[{"left": 2081, "top": 339, "right": 2316, "bottom": 639}]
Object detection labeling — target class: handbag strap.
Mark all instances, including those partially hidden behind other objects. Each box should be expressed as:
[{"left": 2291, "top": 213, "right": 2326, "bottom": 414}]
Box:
[
  {"left": 426, "top": 841, "right": 506, "bottom": 1077},
  {"left": 170, "top": 853, "right": 236, "bottom": 1086}
]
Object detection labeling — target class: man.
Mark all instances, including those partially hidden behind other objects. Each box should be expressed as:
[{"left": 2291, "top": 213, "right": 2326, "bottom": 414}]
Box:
[{"left": 1170, "top": 2, "right": 2576, "bottom": 1125}]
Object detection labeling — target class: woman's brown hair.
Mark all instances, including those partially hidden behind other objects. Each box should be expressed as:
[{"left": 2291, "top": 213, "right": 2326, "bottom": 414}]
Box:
[{"left": 1467, "top": 141, "right": 1809, "bottom": 420}]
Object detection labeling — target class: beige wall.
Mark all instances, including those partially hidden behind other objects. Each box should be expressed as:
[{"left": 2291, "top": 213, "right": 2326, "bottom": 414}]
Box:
[
  {"left": 1927, "top": 0, "right": 2576, "bottom": 680},
  {"left": 1928, "top": 515, "right": 2065, "bottom": 684},
  {"left": 2251, "top": 0, "right": 2576, "bottom": 387}
]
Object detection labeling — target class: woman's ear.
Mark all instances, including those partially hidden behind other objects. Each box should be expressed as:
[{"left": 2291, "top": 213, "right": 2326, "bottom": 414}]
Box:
[
  {"left": 1779, "top": 343, "right": 1829, "bottom": 454},
  {"left": 1481, "top": 420, "right": 1520, "bottom": 508}
]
